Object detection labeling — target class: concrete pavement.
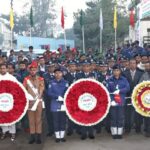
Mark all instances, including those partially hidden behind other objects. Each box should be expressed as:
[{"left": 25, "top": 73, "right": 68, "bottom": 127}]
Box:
[
  {"left": 0, "top": 130, "right": 150, "bottom": 150},
  {"left": 43, "top": 131, "right": 150, "bottom": 150}
]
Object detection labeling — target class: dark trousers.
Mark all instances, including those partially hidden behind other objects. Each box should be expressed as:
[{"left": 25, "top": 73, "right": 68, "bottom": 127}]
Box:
[
  {"left": 134, "top": 112, "right": 143, "bottom": 132},
  {"left": 104, "top": 113, "right": 111, "bottom": 132},
  {"left": 144, "top": 117, "right": 150, "bottom": 133},
  {"left": 45, "top": 96, "right": 54, "bottom": 134},
  {"left": 67, "top": 118, "right": 75, "bottom": 133},
  {"left": 21, "top": 114, "right": 29, "bottom": 129},
  {"left": 110, "top": 106, "right": 124, "bottom": 127},
  {"left": 94, "top": 123, "right": 102, "bottom": 133},
  {"left": 52, "top": 112, "right": 66, "bottom": 132},
  {"left": 81, "top": 126, "right": 94, "bottom": 136},
  {"left": 125, "top": 105, "right": 134, "bottom": 132}
]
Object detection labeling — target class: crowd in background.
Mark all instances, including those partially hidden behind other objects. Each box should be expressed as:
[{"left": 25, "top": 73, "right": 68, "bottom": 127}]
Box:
[{"left": 0, "top": 40, "right": 150, "bottom": 144}]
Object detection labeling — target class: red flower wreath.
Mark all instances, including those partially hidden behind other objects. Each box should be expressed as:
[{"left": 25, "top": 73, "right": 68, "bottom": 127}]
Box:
[
  {"left": 64, "top": 79, "right": 111, "bottom": 126},
  {"left": 0, "top": 78, "right": 28, "bottom": 126}
]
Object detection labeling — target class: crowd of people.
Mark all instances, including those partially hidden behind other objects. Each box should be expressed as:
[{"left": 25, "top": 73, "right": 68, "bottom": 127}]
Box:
[{"left": 0, "top": 40, "right": 150, "bottom": 144}]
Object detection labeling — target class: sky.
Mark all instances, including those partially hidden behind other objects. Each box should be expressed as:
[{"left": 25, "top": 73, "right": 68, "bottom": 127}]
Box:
[{"left": 0, "top": 0, "right": 88, "bottom": 29}]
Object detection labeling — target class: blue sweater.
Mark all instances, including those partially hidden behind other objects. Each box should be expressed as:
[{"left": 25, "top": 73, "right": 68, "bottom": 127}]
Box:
[{"left": 106, "top": 76, "right": 130, "bottom": 106}]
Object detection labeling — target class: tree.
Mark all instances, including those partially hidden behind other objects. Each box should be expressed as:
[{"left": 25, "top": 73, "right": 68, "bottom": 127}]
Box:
[
  {"left": 0, "top": 33, "right": 4, "bottom": 45},
  {"left": 1, "top": 0, "right": 56, "bottom": 37},
  {"left": 73, "top": 0, "right": 129, "bottom": 51},
  {"left": 31, "top": 0, "right": 56, "bottom": 37}
]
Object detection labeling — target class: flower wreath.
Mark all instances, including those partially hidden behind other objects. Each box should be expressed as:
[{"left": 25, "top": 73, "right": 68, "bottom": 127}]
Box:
[
  {"left": 132, "top": 81, "right": 150, "bottom": 117},
  {"left": 0, "top": 74, "right": 29, "bottom": 126},
  {"left": 64, "top": 79, "right": 111, "bottom": 126}
]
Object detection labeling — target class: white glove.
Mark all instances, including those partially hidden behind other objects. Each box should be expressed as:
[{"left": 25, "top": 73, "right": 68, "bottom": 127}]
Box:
[
  {"left": 113, "top": 90, "right": 120, "bottom": 95},
  {"left": 60, "top": 105, "right": 66, "bottom": 111},
  {"left": 57, "top": 96, "right": 64, "bottom": 101},
  {"left": 57, "top": 105, "right": 66, "bottom": 112},
  {"left": 111, "top": 101, "right": 117, "bottom": 106},
  {"left": 42, "top": 101, "right": 45, "bottom": 109}
]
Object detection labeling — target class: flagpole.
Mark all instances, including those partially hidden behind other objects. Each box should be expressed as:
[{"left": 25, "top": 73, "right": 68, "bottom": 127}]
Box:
[
  {"left": 114, "top": 1, "right": 117, "bottom": 57},
  {"left": 30, "top": 0, "right": 33, "bottom": 46},
  {"left": 115, "top": 28, "right": 117, "bottom": 56},
  {"left": 30, "top": 27, "right": 32, "bottom": 45},
  {"left": 99, "top": 8, "right": 103, "bottom": 54},
  {"left": 100, "top": 27, "right": 102, "bottom": 54},
  {"left": 82, "top": 25, "right": 85, "bottom": 53},
  {"left": 10, "top": 0, "right": 14, "bottom": 49},
  {"left": 64, "top": 29, "right": 67, "bottom": 50},
  {"left": 11, "top": 29, "right": 13, "bottom": 49}
]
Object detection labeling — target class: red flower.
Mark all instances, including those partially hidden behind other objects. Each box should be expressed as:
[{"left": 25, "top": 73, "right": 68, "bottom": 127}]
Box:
[
  {"left": 137, "top": 87, "right": 150, "bottom": 111},
  {"left": 0, "top": 80, "right": 28, "bottom": 126}
]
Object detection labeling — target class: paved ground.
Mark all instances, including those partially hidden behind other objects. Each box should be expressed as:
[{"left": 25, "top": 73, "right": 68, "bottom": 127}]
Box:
[
  {"left": 0, "top": 114, "right": 149, "bottom": 150},
  {"left": 1, "top": 130, "right": 150, "bottom": 150},
  {"left": 43, "top": 131, "right": 150, "bottom": 150}
]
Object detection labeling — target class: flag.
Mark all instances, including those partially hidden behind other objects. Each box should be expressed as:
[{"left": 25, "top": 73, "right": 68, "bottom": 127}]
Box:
[
  {"left": 30, "top": 6, "right": 33, "bottom": 27},
  {"left": 61, "top": 7, "right": 65, "bottom": 29},
  {"left": 99, "top": 8, "right": 103, "bottom": 30},
  {"left": 113, "top": 5, "right": 117, "bottom": 29},
  {"left": 10, "top": 7, "right": 14, "bottom": 30},
  {"left": 130, "top": 9, "right": 135, "bottom": 28},
  {"left": 80, "top": 10, "right": 84, "bottom": 27}
]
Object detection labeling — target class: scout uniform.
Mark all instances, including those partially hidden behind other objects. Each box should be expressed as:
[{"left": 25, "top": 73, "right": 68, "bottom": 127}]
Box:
[{"left": 23, "top": 61, "right": 44, "bottom": 144}]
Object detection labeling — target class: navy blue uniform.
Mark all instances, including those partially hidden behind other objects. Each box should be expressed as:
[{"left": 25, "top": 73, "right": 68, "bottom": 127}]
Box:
[
  {"left": 43, "top": 72, "right": 55, "bottom": 135},
  {"left": 48, "top": 79, "right": 69, "bottom": 132},
  {"left": 106, "top": 76, "right": 130, "bottom": 137}
]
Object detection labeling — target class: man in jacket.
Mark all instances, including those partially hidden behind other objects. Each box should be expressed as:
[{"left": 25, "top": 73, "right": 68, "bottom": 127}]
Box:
[{"left": 123, "top": 58, "right": 143, "bottom": 133}]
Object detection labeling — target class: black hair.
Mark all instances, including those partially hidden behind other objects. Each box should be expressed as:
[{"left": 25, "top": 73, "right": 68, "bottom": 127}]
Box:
[
  {"left": 29, "top": 46, "right": 33, "bottom": 49},
  {"left": 0, "top": 63, "right": 7, "bottom": 68},
  {"left": 129, "top": 58, "right": 136, "bottom": 62},
  {"left": 7, "top": 63, "right": 15, "bottom": 70},
  {"left": 19, "top": 61, "right": 26, "bottom": 65},
  {"left": 54, "top": 68, "right": 63, "bottom": 73}
]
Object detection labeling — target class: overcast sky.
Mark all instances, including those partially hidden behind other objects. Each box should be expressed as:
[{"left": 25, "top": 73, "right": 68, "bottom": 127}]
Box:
[{"left": 0, "top": 0, "right": 88, "bottom": 29}]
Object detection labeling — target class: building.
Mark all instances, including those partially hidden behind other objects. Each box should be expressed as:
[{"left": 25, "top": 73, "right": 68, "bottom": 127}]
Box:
[
  {"left": 16, "top": 35, "right": 75, "bottom": 52},
  {"left": 128, "top": 0, "right": 150, "bottom": 46},
  {"left": 0, "top": 19, "right": 12, "bottom": 49}
]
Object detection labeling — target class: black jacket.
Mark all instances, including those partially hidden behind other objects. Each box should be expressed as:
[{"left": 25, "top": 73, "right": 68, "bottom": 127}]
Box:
[{"left": 123, "top": 69, "right": 143, "bottom": 96}]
